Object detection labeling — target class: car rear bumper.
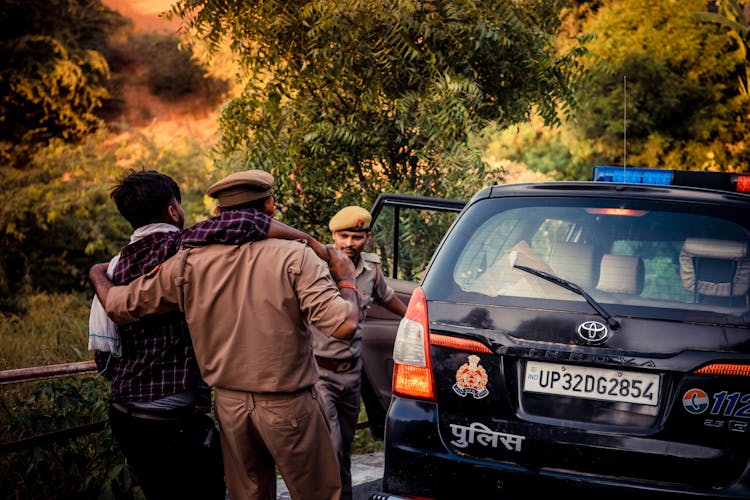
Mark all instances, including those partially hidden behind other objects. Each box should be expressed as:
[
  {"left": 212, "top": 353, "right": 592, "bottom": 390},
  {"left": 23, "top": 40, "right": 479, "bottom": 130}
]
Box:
[{"left": 379, "top": 397, "right": 750, "bottom": 499}]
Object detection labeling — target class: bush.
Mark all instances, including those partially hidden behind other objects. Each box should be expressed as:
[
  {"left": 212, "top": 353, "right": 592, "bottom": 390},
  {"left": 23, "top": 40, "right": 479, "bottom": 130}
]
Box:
[
  {"left": 0, "top": 126, "right": 216, "bottom": 313},
  {"left": 129, "top": 32, "right": 230, "bottom": 103},
  {"left": 0, "top": 377, "right": 143, "bottom": 500}
]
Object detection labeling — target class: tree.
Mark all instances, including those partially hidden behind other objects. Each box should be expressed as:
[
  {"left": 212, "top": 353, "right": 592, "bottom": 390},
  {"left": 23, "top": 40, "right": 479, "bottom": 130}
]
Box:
[
  {"left": 0, "top": 128, "right": 216, "bottom": 312},
  {"left": 171, "top": 0, "right": 587, "bottom": 233},
  {"left": 570, "top": 0, "right": 750, "bottom": 173},
  {"left": 0, "top": 0, "right": 126, "bottom": 167},
  {"left": 695, "top": 0, "right": 750, "bottom": 95}
]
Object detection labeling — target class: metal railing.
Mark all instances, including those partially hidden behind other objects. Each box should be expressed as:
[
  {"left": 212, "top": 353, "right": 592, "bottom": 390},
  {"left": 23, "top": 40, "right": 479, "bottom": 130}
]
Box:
[
  {"left": 0, "top": 360, "right": 97, "bottom": 385},
  {"left": 0, "top": 360, "right": 103, "bottom": 455},
  {"left": 0, "top": 360, "right": 369, "bottom": 455}
]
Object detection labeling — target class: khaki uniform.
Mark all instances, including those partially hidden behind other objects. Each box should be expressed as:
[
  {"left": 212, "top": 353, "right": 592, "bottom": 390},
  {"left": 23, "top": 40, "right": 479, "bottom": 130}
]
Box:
[
  {"left": 107, "top": 239, "right": 352, "bottom": 500},
  {"left": 311, "top": 251, "right": 395, "bottom": 500}
]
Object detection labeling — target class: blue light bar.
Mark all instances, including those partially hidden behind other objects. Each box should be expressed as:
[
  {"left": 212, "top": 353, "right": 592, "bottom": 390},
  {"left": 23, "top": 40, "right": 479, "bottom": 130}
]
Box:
[{"left": 592, "top": 166, "right": 674, "bottom": 185}]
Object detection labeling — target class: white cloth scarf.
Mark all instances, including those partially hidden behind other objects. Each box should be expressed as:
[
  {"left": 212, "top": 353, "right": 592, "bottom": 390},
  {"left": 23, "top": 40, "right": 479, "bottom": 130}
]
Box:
[{"left": 87, "top": 223, "right": 180, "bottom": 354}]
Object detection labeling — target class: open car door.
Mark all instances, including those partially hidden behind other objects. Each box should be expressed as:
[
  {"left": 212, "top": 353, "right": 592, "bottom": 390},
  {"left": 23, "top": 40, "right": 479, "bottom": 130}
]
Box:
[{"left": 360, "top": 194, "right": 465, "bottom": 439}]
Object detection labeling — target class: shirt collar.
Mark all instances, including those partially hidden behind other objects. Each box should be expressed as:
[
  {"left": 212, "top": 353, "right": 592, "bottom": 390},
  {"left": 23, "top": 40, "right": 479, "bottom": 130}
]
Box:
[{"left": 130, "top": 223, "right": 180, "bottom": 244}]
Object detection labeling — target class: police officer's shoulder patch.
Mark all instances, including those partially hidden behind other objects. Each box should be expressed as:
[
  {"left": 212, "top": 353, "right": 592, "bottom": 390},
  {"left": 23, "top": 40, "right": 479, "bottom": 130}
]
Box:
[{"left": 361, "top": 251, "right": 381, "bottom": 264}]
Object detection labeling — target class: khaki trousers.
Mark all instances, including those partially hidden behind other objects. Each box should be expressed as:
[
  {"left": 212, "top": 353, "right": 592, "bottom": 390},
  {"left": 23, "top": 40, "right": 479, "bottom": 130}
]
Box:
[
  {"left": 215, "top": 387, "right": 341, "bottom": 500},
  {"left": 314, "top": 365, "right": 362, "bottom": 500}
]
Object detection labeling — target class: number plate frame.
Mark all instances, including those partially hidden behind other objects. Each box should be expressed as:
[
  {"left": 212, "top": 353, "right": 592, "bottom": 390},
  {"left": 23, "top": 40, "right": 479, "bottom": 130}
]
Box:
[{"left": 523, "top": 361, "right": 660, "bottom": 406}]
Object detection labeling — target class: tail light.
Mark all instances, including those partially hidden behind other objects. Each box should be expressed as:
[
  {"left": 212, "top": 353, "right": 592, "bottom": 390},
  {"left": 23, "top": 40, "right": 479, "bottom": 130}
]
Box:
[
  {"left": 694, "top": 363, "right": 750, "bottom": 376},
  {"left": 392, "top": 286, "right": 436, "bottom": 401}
]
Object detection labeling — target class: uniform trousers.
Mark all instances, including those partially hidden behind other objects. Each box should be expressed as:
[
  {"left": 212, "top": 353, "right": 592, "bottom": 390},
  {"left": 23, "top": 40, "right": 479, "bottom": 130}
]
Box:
[
  {"left": 108, "top": 403, "right": 225, "bottom": 500},
  {"left": 214, "top": 387, "right": 341, "bottom": 500},
  {"left": 313, "top": 365, "right": 362, "bottom": 500}
]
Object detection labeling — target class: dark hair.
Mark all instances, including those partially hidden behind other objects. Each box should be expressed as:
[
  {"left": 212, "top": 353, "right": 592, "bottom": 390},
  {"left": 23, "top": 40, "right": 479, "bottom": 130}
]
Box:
[{"left": 111, "top": 170, "right": 181, "bottom": 229}]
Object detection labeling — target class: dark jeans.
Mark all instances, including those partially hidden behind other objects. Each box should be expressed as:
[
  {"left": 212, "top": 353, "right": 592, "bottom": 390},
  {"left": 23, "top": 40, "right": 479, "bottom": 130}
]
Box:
[{"left": 109, "top": 403, "right": 225, "bottom": 500}]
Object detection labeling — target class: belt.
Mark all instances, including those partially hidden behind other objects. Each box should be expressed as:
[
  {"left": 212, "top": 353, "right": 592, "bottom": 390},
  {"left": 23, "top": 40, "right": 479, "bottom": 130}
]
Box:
[
  {"left": 215, "top": 387, "right": 310, "bottom": 401},
  {"left": 110, "top": 401, "right": 194, "bottom": 422},
  {"left": 314, "top": 355, "right": 358, "bottom": 373}
]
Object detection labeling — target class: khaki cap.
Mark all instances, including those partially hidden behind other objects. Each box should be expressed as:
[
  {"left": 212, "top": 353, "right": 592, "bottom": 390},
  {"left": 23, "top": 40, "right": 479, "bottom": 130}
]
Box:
[
  {"left": 329, "top": 206, "right": 372, "bottom": 232},
  {"left": 207, "top": 170, "right": 274, "bottom": 207}
]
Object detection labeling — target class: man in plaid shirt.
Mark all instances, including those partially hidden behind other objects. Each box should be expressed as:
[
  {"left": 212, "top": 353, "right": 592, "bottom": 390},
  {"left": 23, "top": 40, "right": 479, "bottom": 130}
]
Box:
[{"left": 94, "top": 170, "right": 327, "bottom": 499}]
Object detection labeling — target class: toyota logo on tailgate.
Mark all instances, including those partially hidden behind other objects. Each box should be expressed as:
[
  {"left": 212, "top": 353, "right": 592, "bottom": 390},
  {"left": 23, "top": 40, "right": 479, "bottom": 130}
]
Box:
[{"left": 577, "top": 320, "right": 609, "bottom": 343}]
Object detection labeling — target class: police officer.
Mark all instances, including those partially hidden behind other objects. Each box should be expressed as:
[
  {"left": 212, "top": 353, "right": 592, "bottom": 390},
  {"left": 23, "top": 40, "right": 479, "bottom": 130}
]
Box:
[
  {"left": 311, "top": 206, "right": 407, "bottom": 500},
  {"left": 90, "top": 170, "right": 360, "bottom": 500}
]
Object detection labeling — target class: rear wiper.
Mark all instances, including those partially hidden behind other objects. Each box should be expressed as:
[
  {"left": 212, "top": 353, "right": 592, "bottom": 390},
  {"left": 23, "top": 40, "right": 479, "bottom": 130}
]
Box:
[{"left": 514, "top": 264, "right": 621, "bottom": 330}]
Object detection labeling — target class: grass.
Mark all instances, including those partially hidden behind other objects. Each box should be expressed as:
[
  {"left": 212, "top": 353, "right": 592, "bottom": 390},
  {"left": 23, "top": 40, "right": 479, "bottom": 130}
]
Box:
[
  {"left": 355, "top": 404, "right": 385, "bottom": 454},
  {"left": 0, "top": 291, "right": 93, "bottom": 371},
  {"left": 0, "top": 292, "right": 383, "bottom": 453}
]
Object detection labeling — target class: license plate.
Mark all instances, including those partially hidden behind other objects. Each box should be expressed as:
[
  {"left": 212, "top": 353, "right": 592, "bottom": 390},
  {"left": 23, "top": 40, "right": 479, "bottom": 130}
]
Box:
[{"left": 523, "top": 361, "right": 660, "bottom": 406}]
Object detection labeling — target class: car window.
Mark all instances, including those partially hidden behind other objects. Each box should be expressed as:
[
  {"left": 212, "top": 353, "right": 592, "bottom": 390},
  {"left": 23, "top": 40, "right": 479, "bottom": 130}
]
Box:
[
  {"left": 441, "top": 196, "right": 750, "bottom": 317},
  {"left": 370, "top": 198, "right": 462, "bottom": 282}
]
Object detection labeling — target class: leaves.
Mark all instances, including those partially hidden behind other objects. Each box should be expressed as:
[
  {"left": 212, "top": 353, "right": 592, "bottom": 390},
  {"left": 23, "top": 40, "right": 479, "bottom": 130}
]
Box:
[
  {"left": 572, "top": 0, "right": 750, "bottom": 171},
  {"left": 171, "top": 0, "right": 586, "bottom": 234},
  {"left": 0, "top": 0, "right": 125, "bottom": 167}
]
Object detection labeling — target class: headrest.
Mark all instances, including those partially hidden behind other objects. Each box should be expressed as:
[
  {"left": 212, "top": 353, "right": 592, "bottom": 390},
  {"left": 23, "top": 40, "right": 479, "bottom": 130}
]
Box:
[
  {"left": 681, "top": 238, "right": 747, "bottom": 260},
  {"left": 679, "top": 238, "right": 750, "bottom": 297},
  {"left": 548, "top": 242, "right": 595, "bottom": 289},
  {"left": 596, "top": 254, "right": 644, "bottom": 294}
]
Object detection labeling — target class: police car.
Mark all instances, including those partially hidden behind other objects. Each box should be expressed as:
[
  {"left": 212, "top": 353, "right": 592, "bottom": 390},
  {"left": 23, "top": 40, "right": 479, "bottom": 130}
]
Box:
[{"left": 364, "top": 167, "right": 750, "bottom": 499}]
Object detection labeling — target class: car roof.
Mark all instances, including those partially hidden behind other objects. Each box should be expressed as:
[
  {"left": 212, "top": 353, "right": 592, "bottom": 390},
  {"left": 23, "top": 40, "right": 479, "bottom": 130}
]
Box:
[{"left": 468, "top": 181, "right": 750, "bottom": 206}]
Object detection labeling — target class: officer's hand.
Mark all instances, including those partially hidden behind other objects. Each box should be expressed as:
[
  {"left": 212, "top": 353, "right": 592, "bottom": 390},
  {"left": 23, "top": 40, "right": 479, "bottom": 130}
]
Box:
[{"left": 327, "top": 245, "right": 356, "bottom": 283}]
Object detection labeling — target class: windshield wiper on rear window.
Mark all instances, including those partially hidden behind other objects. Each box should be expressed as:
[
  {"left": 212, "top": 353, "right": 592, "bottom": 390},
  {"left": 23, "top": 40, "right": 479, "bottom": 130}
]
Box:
[{"left": 514, "top": 264, "right": 621, "bottom": 330}]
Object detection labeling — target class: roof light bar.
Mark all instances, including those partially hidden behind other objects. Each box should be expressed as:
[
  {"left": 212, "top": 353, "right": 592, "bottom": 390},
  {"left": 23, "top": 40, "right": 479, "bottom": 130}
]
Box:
[
  {"left": 593, "top": 166, "right": 673, "bottom": 185},
  {"left": 737, "top": 173, "right": 750, "bottom": 193},
  {"left": 593, "top": 166, "right": 750, "bottom": 193}
]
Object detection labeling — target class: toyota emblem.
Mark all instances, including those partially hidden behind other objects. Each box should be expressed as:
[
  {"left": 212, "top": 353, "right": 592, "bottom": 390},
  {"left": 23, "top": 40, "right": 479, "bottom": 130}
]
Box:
[{"left": 576, "top": 320, "right": 609, "bottom": 343}]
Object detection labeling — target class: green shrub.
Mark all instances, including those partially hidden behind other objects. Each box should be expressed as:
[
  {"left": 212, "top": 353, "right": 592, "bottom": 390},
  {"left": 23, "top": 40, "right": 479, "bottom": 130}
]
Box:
[{"left": 0, "top": 377, "right": 143, "bottom": 500}]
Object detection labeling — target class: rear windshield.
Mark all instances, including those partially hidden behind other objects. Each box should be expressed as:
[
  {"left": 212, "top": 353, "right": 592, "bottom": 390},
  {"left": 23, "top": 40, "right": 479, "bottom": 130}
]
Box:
[{"left": 424, "top": 196, "right": 750, "bottom": 322}]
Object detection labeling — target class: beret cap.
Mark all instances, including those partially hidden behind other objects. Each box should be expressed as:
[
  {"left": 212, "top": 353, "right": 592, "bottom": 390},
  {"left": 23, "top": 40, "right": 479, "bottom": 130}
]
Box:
[
  {"left": 207, "top": 170, "right": 274, "bottom": 207},
  {"left": 329, "top": 206, "right": 371, "bottom": 232}
]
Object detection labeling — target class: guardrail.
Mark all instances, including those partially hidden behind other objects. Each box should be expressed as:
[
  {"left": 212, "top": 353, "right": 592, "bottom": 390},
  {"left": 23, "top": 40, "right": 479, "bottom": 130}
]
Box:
[
  {"left": 0, "top": 360, "right": 97, "bottom": 385},
  {"left": 0, "top": 360, "right": 102, "bottom": 455},
  {"left": 0, "top": 360, "right": 369, "bottom": 456}
]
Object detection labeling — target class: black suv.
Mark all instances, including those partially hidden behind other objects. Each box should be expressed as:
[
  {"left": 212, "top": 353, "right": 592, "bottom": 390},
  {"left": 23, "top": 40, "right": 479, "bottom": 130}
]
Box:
[{"left": 366, "top": 167, "right": 750, "bottom": 499}]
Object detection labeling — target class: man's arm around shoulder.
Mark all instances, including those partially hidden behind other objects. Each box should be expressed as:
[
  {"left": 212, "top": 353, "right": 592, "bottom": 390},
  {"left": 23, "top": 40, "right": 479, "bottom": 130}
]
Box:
[
  {"left": 89, "top": 263, "right": 113, "bottom": 307},
  {"left": 89, "top": 258, "right": 179, "bottom": 324}
]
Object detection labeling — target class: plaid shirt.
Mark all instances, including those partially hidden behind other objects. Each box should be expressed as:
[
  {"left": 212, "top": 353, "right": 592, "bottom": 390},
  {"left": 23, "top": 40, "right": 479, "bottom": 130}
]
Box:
[{"left": 104, "top": 209, "right": 271, "bottom": 403}]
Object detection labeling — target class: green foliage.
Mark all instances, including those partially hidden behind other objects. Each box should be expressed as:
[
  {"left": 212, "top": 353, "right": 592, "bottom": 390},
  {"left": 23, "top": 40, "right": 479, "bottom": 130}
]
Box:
[
  {"left": 694, "top": 0, "right": 750, "bottom": 95},
  {"left": 571, "top": 0, "right": 750, "bottom": 171},
  {"left": 0, "top": 128, "right": 216, "bottom": 312},
  {"left": 0, "top": 377, "right": 141, "bottom": 500},
  {"left": 0, "top": 291, "right": 91, "bottom": 371},
  {"left": 0, "top": 0, "right": 127, "bottom": 167},
  {"left": 171, "top": 0, "right": 587, "bottom": 233},
  {"left": 0, "top": 136, "right": 125, "bottom": 310},
  {"left": 0, "top": 294, "right": 141, "bottom": 498},
  {"left": 483, "top": 117, "right": 592, "bottom": 180},
  {"left": 353, "top": 403, "right": 383, "bottom": 454}
]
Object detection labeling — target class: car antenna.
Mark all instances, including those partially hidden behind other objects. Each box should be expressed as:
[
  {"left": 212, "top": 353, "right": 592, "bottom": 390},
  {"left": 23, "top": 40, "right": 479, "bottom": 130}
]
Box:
[{"left": 623, "top": 74, "right": 627, "bottom": 176}]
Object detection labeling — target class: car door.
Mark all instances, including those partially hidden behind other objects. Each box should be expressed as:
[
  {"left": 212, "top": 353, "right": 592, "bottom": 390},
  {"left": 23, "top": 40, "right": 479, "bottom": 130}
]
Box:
[{"left": 360, "top": 193, "right": 465, "bottom": 439}]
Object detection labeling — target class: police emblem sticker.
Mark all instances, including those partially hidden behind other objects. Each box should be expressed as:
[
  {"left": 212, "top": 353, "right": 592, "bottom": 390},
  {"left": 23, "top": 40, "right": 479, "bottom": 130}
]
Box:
[{"left": 453, "top": 354, "right": 489, "bottom": 399}]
